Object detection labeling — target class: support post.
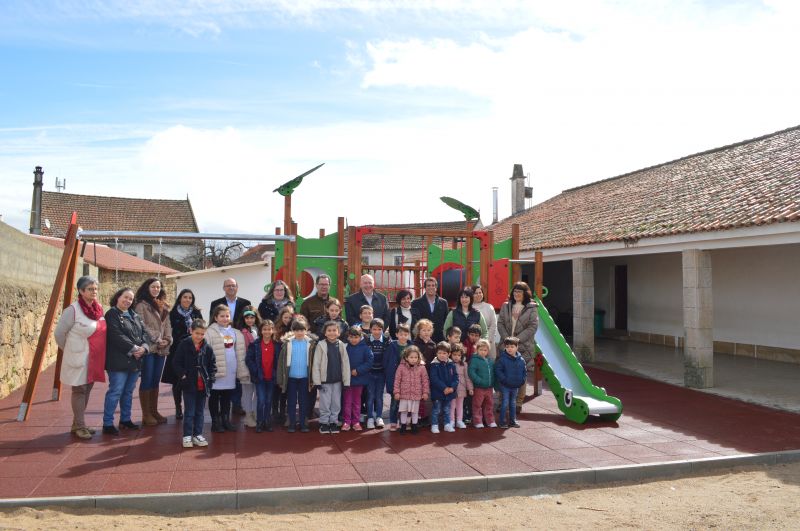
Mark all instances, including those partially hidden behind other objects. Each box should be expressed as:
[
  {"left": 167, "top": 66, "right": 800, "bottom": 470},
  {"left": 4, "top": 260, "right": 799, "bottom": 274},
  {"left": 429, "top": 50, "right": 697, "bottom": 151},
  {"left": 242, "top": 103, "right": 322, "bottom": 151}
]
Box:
[
  {"left": 572, "top": 257, "right": 595, "bottom": 362},
  {"left": 287, "top": 221, "right": 298, "bottom": 297},
  {"left": 18, "top": 213, "right": 80, "bottom": 421},
  {"left": 52, "top": 236, "right": 80, "bottom": 400},
  {"left": 336, "top": 217, "right": 345, "bottom": 302},
  {"left": 347, "top": 226, "right": 359, "bottom": 295},
  {"left": 682, "top": 249, "right": 714, "bottom": 388},
  {"left": 511, "top": 223, "right": 521, "bottom": 283},
  {"left": 465, "top": 220, "right": 474, "bottom": 286},
  {"left": 534, "top": 250, "right": 543, "bottom": 299}
]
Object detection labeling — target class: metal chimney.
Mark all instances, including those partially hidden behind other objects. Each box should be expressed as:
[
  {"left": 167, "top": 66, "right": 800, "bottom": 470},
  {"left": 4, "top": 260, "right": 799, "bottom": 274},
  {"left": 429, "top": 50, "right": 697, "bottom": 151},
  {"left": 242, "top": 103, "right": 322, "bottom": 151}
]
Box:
[
  {"left": 492, "top": 187, "right": 499, "bottom": 224},
  {"left": 29, "top": 166, "right": 44, "bottom": 235},
  {"left": 510, "top": 164, "right": 525, "bottom": 215}
]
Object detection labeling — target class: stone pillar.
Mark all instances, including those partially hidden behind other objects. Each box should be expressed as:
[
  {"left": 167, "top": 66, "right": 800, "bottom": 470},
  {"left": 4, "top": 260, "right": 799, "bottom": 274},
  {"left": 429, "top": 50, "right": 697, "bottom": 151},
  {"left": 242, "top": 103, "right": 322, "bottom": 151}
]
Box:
[
  {"left": 572, "top": 258, "right": 594, "bottom": 361},
  {"left": 682, "top": 249, "right": 714, "bottom": 388}
]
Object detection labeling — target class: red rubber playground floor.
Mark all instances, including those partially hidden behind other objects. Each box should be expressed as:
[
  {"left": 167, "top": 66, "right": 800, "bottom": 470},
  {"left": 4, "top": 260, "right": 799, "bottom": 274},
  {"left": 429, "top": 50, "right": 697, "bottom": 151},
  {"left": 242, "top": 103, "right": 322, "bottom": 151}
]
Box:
[{"left": 1, "top": 365, "right": 800, "bottom": 499}]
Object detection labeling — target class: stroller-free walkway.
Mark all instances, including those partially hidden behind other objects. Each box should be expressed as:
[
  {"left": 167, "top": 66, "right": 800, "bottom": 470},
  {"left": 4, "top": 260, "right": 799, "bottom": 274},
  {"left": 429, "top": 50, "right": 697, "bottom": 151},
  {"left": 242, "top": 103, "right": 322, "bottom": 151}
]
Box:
[{"left": 1, "top": 365, "right": 800, "bottom": 501}]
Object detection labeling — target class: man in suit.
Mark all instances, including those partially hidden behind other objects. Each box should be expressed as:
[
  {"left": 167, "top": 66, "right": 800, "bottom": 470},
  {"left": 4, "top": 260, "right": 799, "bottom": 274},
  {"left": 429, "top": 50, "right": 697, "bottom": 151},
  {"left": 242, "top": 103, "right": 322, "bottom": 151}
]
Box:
[
  {"left": 345, "top": 274, "right": 389, "bottom": 325},
  {"left": 209, "top": 277, "right": 252, "bottom": 416},
  {"left": 411, "top": 276, "right": 450, "bottom": 342},
  {"left": 209, "top": 277, "right": 252, "bottom": 326}
]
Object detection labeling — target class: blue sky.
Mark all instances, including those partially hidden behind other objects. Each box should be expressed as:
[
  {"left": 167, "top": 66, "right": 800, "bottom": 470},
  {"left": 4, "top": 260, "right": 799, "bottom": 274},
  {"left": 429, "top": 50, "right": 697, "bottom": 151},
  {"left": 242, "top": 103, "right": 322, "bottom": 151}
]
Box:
[{"left": 2, "top": 1, "right": 799, "bottom": 237}]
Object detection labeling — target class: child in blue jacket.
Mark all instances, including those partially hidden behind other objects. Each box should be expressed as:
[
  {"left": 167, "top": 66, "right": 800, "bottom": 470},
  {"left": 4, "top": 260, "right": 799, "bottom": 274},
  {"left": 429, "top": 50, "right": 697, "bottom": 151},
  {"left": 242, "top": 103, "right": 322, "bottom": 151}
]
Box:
[
  {"left": 344, "top": 326, "right": 373, "bottom": 431},
  {"left": 245, "top": 320, "right": 280, "bottom": 433},
  {"left": 428, "top": 341, "right": 459, "bottom": 433},
  {"left": 494, "top": 336, "right": 526, "bottom": 428}
]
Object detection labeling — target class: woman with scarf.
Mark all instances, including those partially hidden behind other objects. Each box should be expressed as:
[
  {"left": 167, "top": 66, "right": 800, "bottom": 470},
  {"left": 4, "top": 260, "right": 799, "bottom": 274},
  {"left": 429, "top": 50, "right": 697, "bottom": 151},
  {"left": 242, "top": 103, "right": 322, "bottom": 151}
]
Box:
[
  {"left": 134, "top": 278, "right": 173, "bottom": 426},
  {"left": 162, "top": 289, "right": 203, "bottom": 420},
  {"left": 257, "top": 280, "right": 295, "bottom": 323},
  {"left": 54, "top": 276, "right": 107, "bottom": 440}
]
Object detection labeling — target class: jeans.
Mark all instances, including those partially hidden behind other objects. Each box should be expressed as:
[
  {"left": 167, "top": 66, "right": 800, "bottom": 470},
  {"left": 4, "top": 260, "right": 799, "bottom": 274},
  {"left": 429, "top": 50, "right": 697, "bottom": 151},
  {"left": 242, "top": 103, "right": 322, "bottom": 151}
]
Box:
[
  {"left": 254, "top": 380, "right": 275, "bottom": 426},
  {"left": 389, "top": 397, "right": 400, "bottom": 425},
  {"left": 431, "top": 398, "right": 452, "bottom": 428},
  {"left": 271, "top": 386, "right": 287, "bottom": 422},
  {"left": 366, "top": 372, "right": 385, "bottom": 421},
  {"left": 287, "top": 377, "right": 309, "bottom": 426},
  {"left": 103, "top": 370, "right": 139, "bottom": 426},
  {"left": 499, "top": 385, "right": 519, "bottom": 425},
  {"left": 182, "top": 389, "right": 206, "bottom": 437},
  {"left": 139, "top": 354, "right": 166, "bottom": 390}
]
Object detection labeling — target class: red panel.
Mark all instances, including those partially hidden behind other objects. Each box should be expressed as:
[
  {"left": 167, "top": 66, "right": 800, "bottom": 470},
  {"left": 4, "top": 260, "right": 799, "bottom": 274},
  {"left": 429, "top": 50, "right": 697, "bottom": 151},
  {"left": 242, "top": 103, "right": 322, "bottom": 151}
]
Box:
[{"left": 487, "top": 258, "right": 510, "bottom": 310}]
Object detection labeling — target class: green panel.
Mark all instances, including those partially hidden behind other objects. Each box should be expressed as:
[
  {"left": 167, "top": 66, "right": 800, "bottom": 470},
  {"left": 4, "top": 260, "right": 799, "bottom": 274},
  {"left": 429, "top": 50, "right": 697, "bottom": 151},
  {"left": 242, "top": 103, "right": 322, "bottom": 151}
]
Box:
[
  {"left": 493, "top": 238, "right": 512, "bottom": 260},
  {"left": 269, "top": 233, "right": 341, "bottom": 308},
  {"left": 535, "top": 296, "right": 623, "bottom": 424}
]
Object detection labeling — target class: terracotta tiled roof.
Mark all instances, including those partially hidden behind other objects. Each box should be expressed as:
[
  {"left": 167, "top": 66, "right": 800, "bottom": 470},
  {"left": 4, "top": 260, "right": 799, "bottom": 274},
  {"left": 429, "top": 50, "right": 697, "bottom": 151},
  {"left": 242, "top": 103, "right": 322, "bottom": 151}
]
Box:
[
  {"left": 40, "top": 191, "right": 199, "bottom": 243},
  {"left": 491, "top": 126, "right": 800, "bottom": 251},
  {"left": 233, "top": 244, "right": 275, "bottom": 264},
  {"left": 31, "top": 235, "right": 178, "bottom": 274}
]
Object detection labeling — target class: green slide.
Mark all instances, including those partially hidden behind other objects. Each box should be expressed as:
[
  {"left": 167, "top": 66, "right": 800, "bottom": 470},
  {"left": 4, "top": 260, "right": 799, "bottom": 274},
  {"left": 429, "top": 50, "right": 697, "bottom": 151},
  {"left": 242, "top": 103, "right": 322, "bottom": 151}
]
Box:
[{"left": 534, "top": 297, "right": 623, "bottom": 424}]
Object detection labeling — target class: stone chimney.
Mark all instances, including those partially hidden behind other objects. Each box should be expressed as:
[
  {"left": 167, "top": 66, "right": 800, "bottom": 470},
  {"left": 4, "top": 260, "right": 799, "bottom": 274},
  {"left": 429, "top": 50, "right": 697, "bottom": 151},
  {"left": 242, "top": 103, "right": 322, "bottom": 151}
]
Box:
[
  {"left": 510, "top": 164, "right": 525, "bottom": 215},
  {"left": 29, "top": 166, "right": 44, "bottom": 235}
]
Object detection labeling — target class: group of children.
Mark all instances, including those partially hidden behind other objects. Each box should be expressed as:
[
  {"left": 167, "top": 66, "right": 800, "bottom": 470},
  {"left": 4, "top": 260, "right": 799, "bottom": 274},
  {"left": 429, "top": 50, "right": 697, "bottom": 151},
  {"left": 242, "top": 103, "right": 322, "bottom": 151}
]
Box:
[{"left": 172, "top": 297, "right": 528, "bottom": 448}]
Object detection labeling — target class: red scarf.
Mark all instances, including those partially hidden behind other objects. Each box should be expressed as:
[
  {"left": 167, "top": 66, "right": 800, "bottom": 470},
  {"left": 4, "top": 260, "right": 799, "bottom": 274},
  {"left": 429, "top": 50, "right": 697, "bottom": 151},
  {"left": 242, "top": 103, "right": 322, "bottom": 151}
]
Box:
[{"left": 78, "top": 297, "right": 103, "bottom": 321}]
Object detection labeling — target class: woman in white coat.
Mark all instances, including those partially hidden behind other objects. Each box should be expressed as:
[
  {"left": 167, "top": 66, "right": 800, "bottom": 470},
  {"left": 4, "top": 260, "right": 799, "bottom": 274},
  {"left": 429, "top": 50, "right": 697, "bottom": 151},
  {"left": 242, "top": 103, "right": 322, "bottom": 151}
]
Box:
[
  {"left": 54, "top": 276, "right": 107, "bottom": 439},
  {"left": 471, "top": 285, "right": 498, "bottom": 359}
]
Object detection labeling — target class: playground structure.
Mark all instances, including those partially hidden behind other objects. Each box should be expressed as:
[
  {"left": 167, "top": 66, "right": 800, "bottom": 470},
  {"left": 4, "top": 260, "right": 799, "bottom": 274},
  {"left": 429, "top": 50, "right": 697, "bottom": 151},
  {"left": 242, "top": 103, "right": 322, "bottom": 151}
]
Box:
[{"left": 17, "top": 177, "right": 622, "bottom": 424}]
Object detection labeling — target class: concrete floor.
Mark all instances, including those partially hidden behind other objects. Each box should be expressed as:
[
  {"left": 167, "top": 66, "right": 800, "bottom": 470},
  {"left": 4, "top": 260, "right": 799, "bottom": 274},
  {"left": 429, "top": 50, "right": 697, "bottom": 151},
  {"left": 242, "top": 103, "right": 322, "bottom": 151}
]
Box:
[{"left": 589, "top": 338, "right": 800, "bottom": 413}]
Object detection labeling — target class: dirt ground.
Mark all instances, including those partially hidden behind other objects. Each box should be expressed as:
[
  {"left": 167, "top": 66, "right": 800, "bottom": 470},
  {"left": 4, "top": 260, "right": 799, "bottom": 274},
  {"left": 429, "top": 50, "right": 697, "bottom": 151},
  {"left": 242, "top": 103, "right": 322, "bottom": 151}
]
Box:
[{"left": 1, "top": 462, "right": 799, "bottom": 530}]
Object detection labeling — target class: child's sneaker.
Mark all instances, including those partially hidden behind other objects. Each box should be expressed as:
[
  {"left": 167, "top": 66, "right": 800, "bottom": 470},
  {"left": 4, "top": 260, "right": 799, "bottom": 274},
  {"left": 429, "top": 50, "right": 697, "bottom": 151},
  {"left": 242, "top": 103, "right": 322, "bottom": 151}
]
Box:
[
  {"left": 191, "top": 435, "right": 208, "bottom": 447},
  {"left": 389, "top": 423, "right": 397, "bottom": 432},
  {"left": 444, "top": 423, "right": 455, "bottom": 433},
  {"left": 473, "top": 423, "right": 485, "bottom": 429},
  {"left": 511, "top": 422, "right": 521, "bottom": 428},
  {"left": 366, "top": 418, "right": 375, "bottom": 430},
  {"left": 353, "top": 423, "right": 363, "bottom": 431},
  {"left": 488, "top": 422, "right": 498, "bottom": 428},
  {"left": 319, "top": 423, "right": 330, "bottom": 434},
  {"left": 182, "top": 436, "right": 193, "bottom": 448},
  {"left": 341, "top": 423, "right": 351, "bottom": 431},
  {"left": 498, "top": 423, "right": 509, "bottom": 429},
  {"left": 456, "top": 421, "right": 467, "bottom": 429},
  {"left": 329, "top": 423, "right": 340, "bottom": 434},
  {"left": 398, "top": 424, "right": 406, "bottom": 434},
  {"left": 411, "top": 423, "right": 419, "bottom": 434},
  {"left": 375, "top": 417, "right": 385, "bottom": 429},
  {"left": 431, "top": 424, "right": 440, "bottom": 434}
]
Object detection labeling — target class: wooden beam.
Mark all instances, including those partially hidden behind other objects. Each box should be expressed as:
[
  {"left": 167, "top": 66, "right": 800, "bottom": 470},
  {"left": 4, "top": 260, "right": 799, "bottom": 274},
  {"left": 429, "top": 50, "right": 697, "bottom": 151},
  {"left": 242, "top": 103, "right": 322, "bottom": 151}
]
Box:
[
  {"left": 52, "top": 237, "right": 80, "bottom": 401},
  {"left": 336, "top": 217, "right": 345, "bottom": 302},
  {"left": 534, "top": 250, "right": 544, "bottom": 299},
  {"left": 511, "top": 223, "right": 521, "bottom": 283},
  {"left": 18, "top": 213, "right": 80, "bottom": 421},
  {"left": 362, "top": 227, "right": 475, "bottom": 238},
  {"left": 465, "top": 220, "right": 474, "bottom": 286}
]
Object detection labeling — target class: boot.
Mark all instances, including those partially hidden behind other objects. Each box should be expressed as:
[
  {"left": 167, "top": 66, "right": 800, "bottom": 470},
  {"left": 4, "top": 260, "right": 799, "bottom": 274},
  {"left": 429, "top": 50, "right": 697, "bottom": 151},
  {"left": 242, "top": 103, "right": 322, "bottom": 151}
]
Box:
[
  {"left": 222, "top": 411, "right": 237, "bottom": 432},
  {"left": 151, "top": 389, "right": 167, "bottom": 424},
  {"left": 211, "top": 415, "right": 224, "bottom": 433},
  {"left": 140, "top": 391, "right": 158, "bottom": 426},
  {"left": 244, "top": 411, "right": 257, "bottom": 428},
  {"left": 173, "top": 386, "right": 183, "bottom": 420}
]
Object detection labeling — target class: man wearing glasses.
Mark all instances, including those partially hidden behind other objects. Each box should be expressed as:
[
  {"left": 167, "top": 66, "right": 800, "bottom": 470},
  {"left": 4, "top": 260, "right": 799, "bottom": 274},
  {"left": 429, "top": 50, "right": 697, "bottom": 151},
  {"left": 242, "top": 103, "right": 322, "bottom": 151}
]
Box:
[
  {"left": 300, "top": 274, "right": 333, "bottom": 323},
  {"left": 209, "top": 278, "right": 252, "bottom": 327}
]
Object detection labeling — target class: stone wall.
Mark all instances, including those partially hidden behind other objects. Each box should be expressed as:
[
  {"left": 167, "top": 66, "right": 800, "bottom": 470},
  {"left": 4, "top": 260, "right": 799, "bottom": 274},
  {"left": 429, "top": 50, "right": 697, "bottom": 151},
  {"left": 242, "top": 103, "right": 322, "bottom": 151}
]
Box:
[{"left": 0, "top": 221, "right": 93, "bottom": 399}]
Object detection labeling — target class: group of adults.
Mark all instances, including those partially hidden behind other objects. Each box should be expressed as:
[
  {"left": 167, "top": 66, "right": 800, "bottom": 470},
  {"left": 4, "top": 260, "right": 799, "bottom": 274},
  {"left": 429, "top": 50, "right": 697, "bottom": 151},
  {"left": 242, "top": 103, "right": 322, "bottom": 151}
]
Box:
[{"left": 54, "top": 270, "right": 539, "bottom": 438}]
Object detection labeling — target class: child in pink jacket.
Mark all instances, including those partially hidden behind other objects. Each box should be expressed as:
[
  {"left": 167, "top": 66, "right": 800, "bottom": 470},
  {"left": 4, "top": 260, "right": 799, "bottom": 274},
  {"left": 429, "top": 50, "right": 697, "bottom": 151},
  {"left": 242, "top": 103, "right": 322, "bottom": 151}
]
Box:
[
  {"left": 449, "top": 344, "right": 474, "bottom": 429},
  {"left": 392, "top": 345, "right": 429, "bottom": 434}
]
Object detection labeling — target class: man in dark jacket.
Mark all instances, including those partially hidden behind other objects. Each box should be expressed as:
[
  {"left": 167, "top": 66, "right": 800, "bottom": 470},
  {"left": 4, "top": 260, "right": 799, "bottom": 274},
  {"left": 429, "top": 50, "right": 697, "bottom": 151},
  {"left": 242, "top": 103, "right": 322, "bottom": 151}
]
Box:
[
  {"left": 300, "top": 274, "right": 332, "bottom": 323},
  {"left": 345, "top": 274, "right": 389, "bottom": 325},
  {"left": 411, "top": 277, "right": 449, "bottom": 342},
  {"left": 209, "top": 277, "right": 252, "bottom": 326}
]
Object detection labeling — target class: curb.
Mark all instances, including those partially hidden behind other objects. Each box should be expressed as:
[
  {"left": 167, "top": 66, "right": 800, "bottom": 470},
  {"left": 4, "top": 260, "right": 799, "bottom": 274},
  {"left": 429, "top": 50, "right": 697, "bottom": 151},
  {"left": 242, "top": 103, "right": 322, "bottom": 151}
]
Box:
[{"left": 2, "top": 449, "right": 799, "bottom": 513}]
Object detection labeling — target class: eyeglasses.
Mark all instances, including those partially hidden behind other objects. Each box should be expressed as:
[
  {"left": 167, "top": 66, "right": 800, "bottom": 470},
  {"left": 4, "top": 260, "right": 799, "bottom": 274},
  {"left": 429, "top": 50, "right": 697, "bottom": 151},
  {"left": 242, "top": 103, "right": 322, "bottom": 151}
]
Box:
[{"left": 224, "top": 284, "right": 236, "bottom": 288}]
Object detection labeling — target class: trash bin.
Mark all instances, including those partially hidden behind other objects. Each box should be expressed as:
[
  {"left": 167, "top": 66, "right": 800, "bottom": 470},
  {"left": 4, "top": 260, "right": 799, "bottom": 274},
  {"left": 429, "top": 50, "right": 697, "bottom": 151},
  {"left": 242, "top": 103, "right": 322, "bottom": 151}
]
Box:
[{"left": 594, "top": 309, "right": 606, "bottom": 337}]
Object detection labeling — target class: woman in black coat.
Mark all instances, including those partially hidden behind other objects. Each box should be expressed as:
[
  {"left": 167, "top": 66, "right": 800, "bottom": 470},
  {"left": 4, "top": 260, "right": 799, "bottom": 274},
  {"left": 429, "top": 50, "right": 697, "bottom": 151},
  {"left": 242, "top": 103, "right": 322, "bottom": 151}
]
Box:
[
  {"left": 162, "top": 289, "right": 203, "bottom": 419},
  {"left": 102, "top": 287, "right": 150, "bottom": 435}
]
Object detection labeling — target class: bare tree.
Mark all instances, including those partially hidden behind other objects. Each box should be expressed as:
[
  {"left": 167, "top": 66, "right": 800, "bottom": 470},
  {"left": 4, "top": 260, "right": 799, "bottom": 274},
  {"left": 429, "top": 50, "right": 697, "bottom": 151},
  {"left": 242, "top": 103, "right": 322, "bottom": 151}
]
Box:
[{"left": 185, "top": 240, "right": 245, "bottom": 269}]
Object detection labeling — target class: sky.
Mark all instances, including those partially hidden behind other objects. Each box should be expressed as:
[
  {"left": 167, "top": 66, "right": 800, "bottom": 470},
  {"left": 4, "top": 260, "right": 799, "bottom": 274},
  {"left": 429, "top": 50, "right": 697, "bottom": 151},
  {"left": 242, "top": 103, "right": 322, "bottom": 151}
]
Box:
[{"left": 1, "top": 0, "right": 800, "bottom": 239}]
